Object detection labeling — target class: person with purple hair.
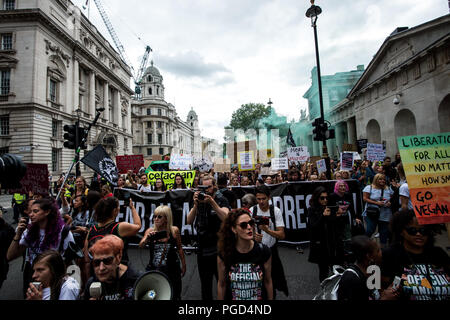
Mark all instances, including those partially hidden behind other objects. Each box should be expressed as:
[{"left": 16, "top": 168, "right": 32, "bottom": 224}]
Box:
[
  {"left": 329, "top": 180, "right": 363, "bottom": 264},
  {"left": 7, "top": 197, "right": 74, "bottom": 298}
]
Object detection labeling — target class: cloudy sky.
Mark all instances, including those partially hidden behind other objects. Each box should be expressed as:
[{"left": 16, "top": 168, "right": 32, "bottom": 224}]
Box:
[{"left": 72, "top": 0, "right": 449, "bottom": 142}]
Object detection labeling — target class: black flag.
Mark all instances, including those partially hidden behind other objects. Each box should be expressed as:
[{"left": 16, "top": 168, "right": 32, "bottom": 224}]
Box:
[
  {"left": 287, "top": 128, "right": 296, "bottom": 148},
  {"left": 81, "top": 145, "right": 119, "bottom": 186}
]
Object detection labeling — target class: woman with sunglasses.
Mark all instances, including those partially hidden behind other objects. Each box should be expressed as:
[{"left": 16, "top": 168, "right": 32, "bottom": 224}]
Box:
[
  {"left": 381, "top": 210, "right": 450, "bottom": 300},
  {"left": 307, "top": 186, "right": 342, "bottom": 282},
  {"left": 217, "top": 208, "right": 273, "bottom": 300},
  {"left": 139, "top": 205, "right": 186, "bottom": 300}
]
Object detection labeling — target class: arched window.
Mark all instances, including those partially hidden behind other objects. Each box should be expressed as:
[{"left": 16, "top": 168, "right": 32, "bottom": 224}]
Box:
[
  {"left": 438, "top": 95, "right": 450, "bottom": 132},
  {"left": 394, "top": 109, "right": 417, "bottom": 139},
  {"left": 148, "top": 87, "right": 152, "bottom": 95},
  {"left": 366, "top": 119, "right": 381, "bottom": 144},
  {"left": 148, "top": 75, "right": 153, "bottom": 82}
]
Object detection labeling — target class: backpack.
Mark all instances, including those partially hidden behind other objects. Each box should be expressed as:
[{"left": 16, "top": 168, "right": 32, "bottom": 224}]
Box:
[{"left": 312, "top": 265, "right": 359, "bottom": 300}]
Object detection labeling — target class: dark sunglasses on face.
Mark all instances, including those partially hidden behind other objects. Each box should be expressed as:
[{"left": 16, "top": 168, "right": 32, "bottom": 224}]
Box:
[
  {"left": 92, "top": 256, "right": 115, "bottom": 267},
  {"left": 238, "top": 220, "right": 255, "bottom": 229},
  {"left": 405, "top": 227, "right": 430, "bottom": 236},
  {"left": 320, "top": 196, "right": 328, "bottom": 200},
  {"left": 154, "top": 215, "right": 164, "bottom": 219}
]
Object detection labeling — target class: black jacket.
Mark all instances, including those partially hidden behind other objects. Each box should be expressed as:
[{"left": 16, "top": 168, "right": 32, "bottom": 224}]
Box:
[{"left": 0, "top": 218, "right": 15, "bottom": 285}]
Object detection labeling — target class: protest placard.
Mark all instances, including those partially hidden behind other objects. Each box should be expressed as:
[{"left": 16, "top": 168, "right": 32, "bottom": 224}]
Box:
[
  {"left": 397, "top": 132, "right": 450, "bottom": 225},
  {"left": 271, "top": 158, "right": 288, "bottom": 171},
  {"left": 341, "top": 152, "right": 354, "bottom": 171},
  {"left": 193, "top": 157, "right": 214, "bottom": 172},
  {"left": 169, "top": 154, "right": 193, "bottom": 170},
  {"left": 238, "top": 151, "right": 255, "bottom": 171},
  {"left": 9, "top": 163, "right": 49, "bottom": 195},
  {"left": 288, "top": 146, "right": 309, "bottom": 163},
  {"left": 115, "top": 155, "right": 144, "bottom": 174},
  {"left": 316, "top": 159, "right": 327, "bottom": 175},
  {"left": 226, "top": 140, "right": 257, "bottom": 164},
  {"left": 367, "top": 143, "right": 386, "bottom": 162},
  {"left": 214, "top": 160, "right": 231, "bottom": 173}
]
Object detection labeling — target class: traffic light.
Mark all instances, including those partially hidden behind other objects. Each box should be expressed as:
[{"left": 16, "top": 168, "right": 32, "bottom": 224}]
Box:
[
  {"left": 77, "top": 126, "right": 87, "bottom": 150},
  {"left": 63, "top": 124, "right": 77, "bottom": 149},
  {"left": 312, "top": 118, "right": 324, "bottom": 141}
]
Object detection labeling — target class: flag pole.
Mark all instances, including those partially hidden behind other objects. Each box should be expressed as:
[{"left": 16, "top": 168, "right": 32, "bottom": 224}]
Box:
[{"left": 56, "top": 108, "right": 105, "bottom": 200}]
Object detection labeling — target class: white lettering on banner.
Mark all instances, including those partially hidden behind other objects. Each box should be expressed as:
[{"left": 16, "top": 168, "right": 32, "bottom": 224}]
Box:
[
  {"left": 295, "top": 195, "right": 306, "bottom": 229},
  {"left": 283, "top": 195, "right": 296, "bottom": 229},
  {"left": 367, "top": 265, "right": 381, "bottom": 290}
]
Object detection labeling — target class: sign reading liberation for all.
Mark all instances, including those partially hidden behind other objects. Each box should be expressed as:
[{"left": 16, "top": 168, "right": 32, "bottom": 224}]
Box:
[{"left": 397, "top": 133, "right": 450, "bottom": 225}]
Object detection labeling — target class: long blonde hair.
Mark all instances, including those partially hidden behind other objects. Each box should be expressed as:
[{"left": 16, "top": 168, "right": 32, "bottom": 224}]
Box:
[
  {"left": 372, "top": 173, "right": 388, "bottom": 190},
  {"left": 153, "top": 205, "right": 174, "bottom": 236}
]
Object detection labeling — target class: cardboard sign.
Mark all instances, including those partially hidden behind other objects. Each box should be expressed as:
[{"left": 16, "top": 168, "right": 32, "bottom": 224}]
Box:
[
  {"left": 397, "top": 133, "right": 450, "bottom": 225},
  {"left": 340, "top": 152, "right": 354, "bottom": 171},
  {"left": 115, "top": 155, "right": 144, "bottom": 174},
  {"left": 226, "top": 140, "right": 257, "bottom": 164},
  {"left": 9, "top": 163, "right": 49, "bottom": 195},
  {"left": 288, "top": 146, "right": 309, "bottom": 163},
  {"left": 193, "top": 157, "right": 214, "bottom": 172},
  {"left": 238, "top": 151, "right": 255, "bottom": 171},
  {"left": 316, "top": 159, "right": 327, "bottom": 175},
  {"left": 214, "top": 160, "right": 231, "bottom": 173},
  {"left": 271, "top": 158, "right": 289, "bottom": 171},
  {"left": 343, "top": 143, "right": 357, "bottom": 152},
  {"left": 169, "top": 154, "right": 193, "bottom": 170},
  {"left": 367, "top": 143, "right": 386, "bottom": 162}
]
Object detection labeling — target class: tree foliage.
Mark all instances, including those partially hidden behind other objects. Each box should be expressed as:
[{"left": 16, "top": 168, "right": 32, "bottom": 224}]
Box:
[{"left": 228, "top": 103, "right": 271, "bottom": 130}]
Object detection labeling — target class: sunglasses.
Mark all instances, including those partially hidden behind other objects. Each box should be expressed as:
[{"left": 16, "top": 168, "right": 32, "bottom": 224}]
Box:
[
  {"left": 154, "top": 215, "right": 164, "bottom": 219},
  {"left": 92, "top": 256, "right": 115, "bottom": 267},
  {"left": 238, "top": 219, "right": 255, "bottom": 229},
  {"left": 319, "top": 196, "right": 328, "bottom": 200},
  {"left": 405, "top": 227, "right": 430, "bottom": 236}
]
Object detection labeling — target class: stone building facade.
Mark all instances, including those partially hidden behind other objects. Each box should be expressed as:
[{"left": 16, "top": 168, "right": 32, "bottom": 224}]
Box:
[
  {"left": 328, "top": 14, "right": 450, "bottom": 158},
  {"left": 0, "top": 0, "right": 134, "bottom": 181}
]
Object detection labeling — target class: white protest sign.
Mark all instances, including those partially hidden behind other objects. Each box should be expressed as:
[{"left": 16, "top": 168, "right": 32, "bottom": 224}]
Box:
[
  {"left": 288, "top": 146, "right": 309, "bottom": 163},
  {"left": 271, "top": 158, "right": 289, "bottom": 171},
  {"left": 193, "top": 157, "right": 214, "bottom": 172},
  {"left": 238, "top": 151, "right": 255, "bottom": 171},
  {"left": 169, "top": 154, "right": 193, "bottom": 170},
  {"left": 367, "top": 143, "right": 386, "bottom": 162},
  {"left": 316, "top": 159, "right": 327, "bottom": 175},
  {"left": 340, "top": 152, "right": 354, "bottom": 171}
]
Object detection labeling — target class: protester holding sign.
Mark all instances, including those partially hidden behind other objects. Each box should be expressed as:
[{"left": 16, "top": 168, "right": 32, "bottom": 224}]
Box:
[
  {"left": 217, "top": 208, "right": 273, "bottom": 300},
  {"left": 381, "top": 210, "right": 450, "bottom": 300},
  {"left": 362, "top": 173, "right": 394, "bottom": 247}
]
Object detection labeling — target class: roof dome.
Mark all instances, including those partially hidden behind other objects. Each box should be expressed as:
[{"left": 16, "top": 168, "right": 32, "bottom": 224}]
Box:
[
  {"left": 144, "top": 60, "right": 161, "bottom": 77},
  {"left": 187, "top": 108, "right": 198, "bottom": 121}
]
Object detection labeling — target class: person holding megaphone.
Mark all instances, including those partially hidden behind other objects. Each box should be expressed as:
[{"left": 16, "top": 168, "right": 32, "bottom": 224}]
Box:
[{"left": 139, "top": 205, "right": 186, "bottom": 300}]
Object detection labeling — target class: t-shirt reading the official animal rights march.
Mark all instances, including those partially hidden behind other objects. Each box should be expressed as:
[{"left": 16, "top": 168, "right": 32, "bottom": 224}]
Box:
[
  {"left": 382, "top": 244, "right": 450, "bottom": 300},
  {"left": 223, "top": 243, "right": 271, "bottom": 300}
]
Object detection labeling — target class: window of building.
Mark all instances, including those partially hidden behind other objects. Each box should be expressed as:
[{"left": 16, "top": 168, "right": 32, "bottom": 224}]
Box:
[
  {"left": 159, "top": 148, "right": 164, "bottom": 155},
  {"left": 0, "top": 115, "right": 9, "bottom": 136},
  {"left": 0, "top": 147, "right": 8, "bottom": 155},
  {"left": 147, "top": 121, "right": 152, "bottom": 128},
  {"left": 147, "top": 148, "right": 152, "bottom": 156},
  {"left": 0, "top": 69, "right": 11, "bottom": 95},
  {"left": 148, "top": 87, "right": 152, "bottom": 95},
  {"left": 147, "top": 133, "right": 152, "bottom": 144},
  {"left": 52, "top": 148, "right": 60, "bottom": 172},
  {"left": 3, "top": 0, "right": 15, "bottom": 10},
  {"left": 157, "top": 121, "right": 162, "bottom": 128},
  {"left": 49, "top": 78, "right": 58, "bottom": 103},
  {"left": 147, "top": 75, "right": 152, "bottom": 82},
  {"left": 0, "top": 33, "right": 12, "bottom": 50},
  {"left": 147, "top": 108, "right": 151, "bottom": 115},
  {"left": 124, "top": 138, "right": 128, "bottom": 150},
  {"left": 52, "top": 119, "right": 59, "bottom": 138},
  {"left": 158, "top": 108, "right": 162, "bottom": 116},
  {"left": 158, "top": 134, "right": 162, "bottom": 144}
]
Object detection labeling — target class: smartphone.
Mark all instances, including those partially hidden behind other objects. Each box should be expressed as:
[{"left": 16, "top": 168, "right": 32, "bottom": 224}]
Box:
[{"left": 392, "top": 276, "right": 401, "bottom": 290}]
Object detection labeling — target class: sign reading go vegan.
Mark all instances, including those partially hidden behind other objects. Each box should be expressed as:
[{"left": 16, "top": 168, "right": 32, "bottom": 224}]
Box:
[
  {"left": 146, "top": 170, "right": 196, "bottom": 189},
  {"left": 398, "top": 133, "right": 450, "bottom": 225}
]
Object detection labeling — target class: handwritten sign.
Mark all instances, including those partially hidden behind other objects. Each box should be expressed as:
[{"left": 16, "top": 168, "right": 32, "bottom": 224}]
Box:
[
  {"left": 169, "top": 154, "right": 193, "bottom": 170},
  {"left": 367, "top": 143, "right": 386, "bottom": 162},
  {"left": 271, "top": 158, "right": 288, "bottom": 171},
  {"left": 115, "top": 155, "right": 144, "bottom": 174},
  {"left": 214, "top": 160, "right": 231, "bottom": 173},
  {"left": 288, "top": 146, "right": 309, "bottom": 163},
  {"left": 398, "top": 133, "right": 450, "bottom": 225},
  {"left": 238, "top": 151, "right": 255, "bottom": 171}
]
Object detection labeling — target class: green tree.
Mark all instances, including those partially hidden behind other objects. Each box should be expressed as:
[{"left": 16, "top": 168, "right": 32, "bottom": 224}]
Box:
[{"left": 228, "top": 103, "right": 271, "bottom": 130}]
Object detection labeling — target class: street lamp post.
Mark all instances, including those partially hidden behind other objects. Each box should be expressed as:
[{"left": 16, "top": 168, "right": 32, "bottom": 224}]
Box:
[
  {"left": 306, "top": 0, "right": 332, "bottom": 179},
  {"left": 75, "top": 108, "right": 82, "bottom": 177}
]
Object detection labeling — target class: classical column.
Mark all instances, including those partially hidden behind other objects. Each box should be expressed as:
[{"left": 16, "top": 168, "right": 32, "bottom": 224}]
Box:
[
  {"left": 113, "top": 90, "right": 120, "bottom": 126},
  {"left": 127, "top": 101, "right": 131, "bottom": 134},
  {"left": 89, "top": 71, "right": 96, "bottom": 117},
  {"left": 335, "top": 122, "right": 345, "bottom": 154},
  {"left": 346, "top": 117, "right": 357, "bottom": 146},
  {"left": 72, "top": 58, "right": 79, "bottom": 114},
  {"left": 103, "top": 81, "right": 109, "bottom": 122}
]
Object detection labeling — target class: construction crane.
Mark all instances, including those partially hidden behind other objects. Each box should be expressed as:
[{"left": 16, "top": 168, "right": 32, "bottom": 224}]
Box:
[{"left": 86, "top": 0, "right": 152, "bottom": 96}]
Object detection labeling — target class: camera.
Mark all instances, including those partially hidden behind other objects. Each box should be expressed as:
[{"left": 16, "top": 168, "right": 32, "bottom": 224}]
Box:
[
  {"left": 393, "top": 97, "right": 400, "bottom": 105},
  {"left": 197, "top": 192, "right": 206, "bottom": 201},
  {"left": 122, "top": 191, "right": 131, "bottom": 204},
  {"left": 0, "top": 154, "right": 27, "bottom": 189},
  {"left": 195, "top": 185, "right": 210, "bottom": 201},
  {"left": 255, "top": 216, "right": 270, "bottom": 226}
]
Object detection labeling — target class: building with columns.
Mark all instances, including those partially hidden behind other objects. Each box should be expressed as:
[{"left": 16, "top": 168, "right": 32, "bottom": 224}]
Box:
[
  {"left": 328, "top": 14, "right": 450, "bottom": 158},
  {"left": 0, "top": 0, "right": 134, "bottom": 181},
  {"left": 303, "top": 65, "right": 365, "bottom": 158},
  {"left": 131, "top": 62, "right": 218, "bottom": 161}
]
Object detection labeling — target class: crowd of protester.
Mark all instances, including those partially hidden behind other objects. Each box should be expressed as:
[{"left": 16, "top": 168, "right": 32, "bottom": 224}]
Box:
[{"left": 0, "top": 151, "right": 448, "bottom": 301}]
